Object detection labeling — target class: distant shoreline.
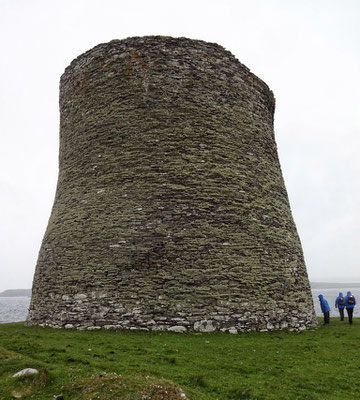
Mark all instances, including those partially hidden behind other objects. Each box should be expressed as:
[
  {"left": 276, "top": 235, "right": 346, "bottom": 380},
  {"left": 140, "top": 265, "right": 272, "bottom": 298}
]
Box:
[
  {"left": 0, "top": 289, "right": 31, "bottom": 297},
  {"left": 310, "top": 282, "right": 360, "bottom": 289},
  {"left": 1, "top": 283, "right": 360, "bottom": 297}
]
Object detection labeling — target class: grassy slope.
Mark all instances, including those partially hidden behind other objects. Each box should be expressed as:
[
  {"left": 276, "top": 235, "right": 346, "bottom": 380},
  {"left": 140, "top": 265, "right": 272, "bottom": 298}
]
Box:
[{"left": 0, "top": 318, "right": 359, "bottom": 399}]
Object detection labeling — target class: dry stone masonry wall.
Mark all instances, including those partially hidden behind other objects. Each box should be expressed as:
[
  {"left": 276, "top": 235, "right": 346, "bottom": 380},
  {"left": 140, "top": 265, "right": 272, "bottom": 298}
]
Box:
[{"left": 27, "top": 36, "right": 317, "bottom": 332}]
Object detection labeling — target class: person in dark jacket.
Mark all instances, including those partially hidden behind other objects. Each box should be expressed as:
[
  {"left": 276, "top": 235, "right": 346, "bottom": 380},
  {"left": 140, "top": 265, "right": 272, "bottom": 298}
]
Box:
[
  {"left": 318, "top": 294, "right": 330, "bottom": 324},
  {"left": 335, "top": 292, "right": 345, "bottom": 321},
  {"left": 344, "top": 291, "right": 356, "bottom": 324}
]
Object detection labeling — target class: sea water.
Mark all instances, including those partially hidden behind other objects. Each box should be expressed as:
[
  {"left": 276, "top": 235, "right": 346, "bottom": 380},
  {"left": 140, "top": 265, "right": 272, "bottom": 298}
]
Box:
[
  {"left": 0, "top": 289, "right": 359, "bottom": 323},
  {"left": 312, "top": 288, "right": 360, "bottom": 318},
  {"left": 0, "top": 297, "right": 30, "bottom": 323}
]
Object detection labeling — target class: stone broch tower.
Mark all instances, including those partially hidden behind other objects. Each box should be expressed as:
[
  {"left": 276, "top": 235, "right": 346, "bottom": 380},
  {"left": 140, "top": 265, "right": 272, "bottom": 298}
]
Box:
[{"left": 27, "top": 37, "right": 317, "bottom": 332}]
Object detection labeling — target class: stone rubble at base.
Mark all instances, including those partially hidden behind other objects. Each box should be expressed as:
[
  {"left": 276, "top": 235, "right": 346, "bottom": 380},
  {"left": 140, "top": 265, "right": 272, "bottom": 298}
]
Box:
[{"left": 34, "top": 291, "right": 315, "bottom": 333}]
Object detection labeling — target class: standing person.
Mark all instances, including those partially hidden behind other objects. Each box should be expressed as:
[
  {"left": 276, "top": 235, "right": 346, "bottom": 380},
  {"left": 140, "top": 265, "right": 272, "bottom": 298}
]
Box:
[
  {"left": 318, "top": 294, "right": 330, "bottom": 325},
  {"left": 344, "top": 291, "right": 356, "bottom": 324},
  {"left": 335, "top": 292, "right": 345, "bottom": 321}
]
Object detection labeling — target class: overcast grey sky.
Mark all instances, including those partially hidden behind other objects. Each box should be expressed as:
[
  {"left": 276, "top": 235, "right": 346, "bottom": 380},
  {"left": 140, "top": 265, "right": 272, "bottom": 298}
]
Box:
[{"left": 1, "top": 0, "right": 359, "bottom": 292}]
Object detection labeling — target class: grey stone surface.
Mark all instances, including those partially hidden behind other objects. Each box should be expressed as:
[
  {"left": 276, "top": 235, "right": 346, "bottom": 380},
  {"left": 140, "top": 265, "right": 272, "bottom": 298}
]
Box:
[
  {"left": 27, "top": 36, "right": 317, "bottom": 332},
  {"left": 12, "top": 368, "right": 39, "bottom": 378},
  {"left": 168, "top": 325, "right": 187, "bottom": 333}
]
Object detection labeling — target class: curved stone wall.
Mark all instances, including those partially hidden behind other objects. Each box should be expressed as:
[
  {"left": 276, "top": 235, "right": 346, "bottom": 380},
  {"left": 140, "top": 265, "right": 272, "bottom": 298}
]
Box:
[{"left": 27, "top": 36, "right": 317, "bottom": 332}]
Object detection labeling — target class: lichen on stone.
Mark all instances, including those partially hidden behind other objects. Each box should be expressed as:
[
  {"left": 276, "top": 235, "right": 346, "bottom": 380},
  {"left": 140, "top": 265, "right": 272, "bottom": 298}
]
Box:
[{"left": 27, "top": 36, "right": 317, "bottom": 332}]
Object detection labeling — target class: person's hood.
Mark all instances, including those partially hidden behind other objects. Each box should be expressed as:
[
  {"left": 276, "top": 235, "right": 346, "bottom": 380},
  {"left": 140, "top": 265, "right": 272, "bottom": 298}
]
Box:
[
  {"left": 318, "top": 294, "right": 324, "bottom": 300},
  {"left": 339, "top": 292, "right": 343, "bottom": 297},
  {"left": 347, "top": 291, "right": 352, "bottom": 296}
]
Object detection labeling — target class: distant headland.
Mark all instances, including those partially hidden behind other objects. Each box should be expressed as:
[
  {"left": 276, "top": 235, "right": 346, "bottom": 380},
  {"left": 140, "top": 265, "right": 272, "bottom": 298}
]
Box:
[
  {"left": 1, "top": 283, "right": 359, "bottom": 298},
  {"left": 0, "top": 289, "right": 31, "bottom": 297},
  {"left": 310, "top": 282, "right": 360, "bottom": 289}
]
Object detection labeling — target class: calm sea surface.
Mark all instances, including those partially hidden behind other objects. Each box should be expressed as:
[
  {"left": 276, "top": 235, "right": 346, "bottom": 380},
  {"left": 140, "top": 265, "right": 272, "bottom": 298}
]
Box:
[
  {"left": 312, "top": 288, "right": 360, "bottom": 318},
  {"left": 0, "top": 289, "right": 359, "bottom": 324},
  {"left": 0, "top": 296, "right": 30, "bottom": 323}
]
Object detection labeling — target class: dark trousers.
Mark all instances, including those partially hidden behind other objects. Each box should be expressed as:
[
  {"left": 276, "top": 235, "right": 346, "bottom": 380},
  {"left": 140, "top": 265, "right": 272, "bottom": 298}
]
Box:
[
  {"left": 323, "top": 311, "right": 330, "bottom": 324},
  {"left": 339, "top": 308, "right": 344, "bottom": 321},
  {"left": 346, "top": 307, "right": 354, "bottom": 324}
]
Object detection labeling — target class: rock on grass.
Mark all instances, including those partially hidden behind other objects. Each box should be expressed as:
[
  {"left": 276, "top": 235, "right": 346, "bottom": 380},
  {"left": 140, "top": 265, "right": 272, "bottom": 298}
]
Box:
[{"left": 12, "top": 368, "right": 39, "bottom": 378}]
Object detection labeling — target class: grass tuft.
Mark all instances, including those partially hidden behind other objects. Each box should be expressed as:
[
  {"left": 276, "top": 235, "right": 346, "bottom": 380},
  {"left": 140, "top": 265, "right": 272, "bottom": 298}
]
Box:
[{"left": 189, "top": 374, "right": 207, "bottom": 388}]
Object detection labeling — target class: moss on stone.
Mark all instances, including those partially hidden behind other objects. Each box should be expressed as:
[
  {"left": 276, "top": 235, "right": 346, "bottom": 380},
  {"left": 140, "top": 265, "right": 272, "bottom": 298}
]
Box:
[{"left": 28, "top": 36, "right": 316, "bottom": 332}]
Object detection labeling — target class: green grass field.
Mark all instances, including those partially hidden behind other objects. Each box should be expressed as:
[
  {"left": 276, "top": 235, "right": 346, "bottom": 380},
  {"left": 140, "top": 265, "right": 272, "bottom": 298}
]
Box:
[{"left": 0, "top": 318, "right": 359, "bottom": 399}]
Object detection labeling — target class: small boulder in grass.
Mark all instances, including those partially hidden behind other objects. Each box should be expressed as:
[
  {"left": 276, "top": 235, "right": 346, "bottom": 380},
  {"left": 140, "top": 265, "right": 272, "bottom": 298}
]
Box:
[{"left": 12, "top": 368, "right": 39, "bottom": 378}]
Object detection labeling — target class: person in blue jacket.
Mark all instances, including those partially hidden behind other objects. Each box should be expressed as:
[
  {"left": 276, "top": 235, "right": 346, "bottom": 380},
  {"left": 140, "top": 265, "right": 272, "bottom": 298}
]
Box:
[
  {"left": 335, "top": 292, "right": 346, "bottom": 321},
  {"left": 318, "top": 294, "right": 330, "bottom": 324},
  {"left": 344, "top": 291, "right": 356, "bottom": 324}
]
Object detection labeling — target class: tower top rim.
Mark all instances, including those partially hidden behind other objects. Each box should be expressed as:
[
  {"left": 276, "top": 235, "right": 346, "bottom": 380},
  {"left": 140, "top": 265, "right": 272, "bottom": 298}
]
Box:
[{"left": 60, "top": 36, "right": 275, "bottom": 106}]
